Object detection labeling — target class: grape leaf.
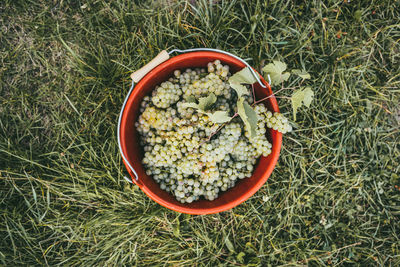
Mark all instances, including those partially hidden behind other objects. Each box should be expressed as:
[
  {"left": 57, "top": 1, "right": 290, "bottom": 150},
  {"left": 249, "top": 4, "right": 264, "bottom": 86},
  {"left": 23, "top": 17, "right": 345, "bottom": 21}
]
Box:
[
  {"left": 229, "top": 83, "right": 249, "bottom": 98},
  {"left": 186, "top": 95, "right": 197, "bottom": 103},
  {"left": 237, "top": 97, "right": 258, "bottom": 138},
  {"left": 262, "top": 60, "right": 290, "bottom": 85},
  {"left": 291, "top": 87, "right": 314, "bottom": 121},
  {"left": 291, "top": 91, "right": 304, "bottom": 121},
  {"left": 303, "top": 87, "right": 314, "bottom": 107},
  {"left": 243, "top": 101, "right": 258, "bottom": 137},
  {"left": 198, "top": 93, "right": 217, "bottom": 111},
  {"left": 229, "top": 67, "right": 257, "bottom": 85},
  {"left": 181, "top": 102, "right": 199, "bottom": 109},
  {"left": 207, "top": 111, "right": 231, "bottom": 124},
  {"left": 292, "top": 69, "right": 311, "bottom": 80},
  {"left": 181, "top": 93, "right": 217, "bottom": 112},
  {"left": 228, "top": 67, "right": 257, "bottom": 98},
  {"left": 237, "top": 98, "right": 249, "bottom": 134}
]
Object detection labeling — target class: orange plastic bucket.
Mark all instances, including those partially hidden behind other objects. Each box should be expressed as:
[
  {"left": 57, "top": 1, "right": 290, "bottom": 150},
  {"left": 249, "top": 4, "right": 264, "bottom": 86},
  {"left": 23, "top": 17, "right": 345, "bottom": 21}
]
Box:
[{"left": 119, "top": 49, "right": 282, "bottom": 214}]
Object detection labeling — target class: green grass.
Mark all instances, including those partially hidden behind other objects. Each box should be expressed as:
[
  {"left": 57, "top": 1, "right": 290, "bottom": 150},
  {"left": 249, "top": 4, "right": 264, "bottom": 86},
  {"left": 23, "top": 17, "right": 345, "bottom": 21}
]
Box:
[{"left": 1, "top": 0, "right": 399, "bottom": 265}]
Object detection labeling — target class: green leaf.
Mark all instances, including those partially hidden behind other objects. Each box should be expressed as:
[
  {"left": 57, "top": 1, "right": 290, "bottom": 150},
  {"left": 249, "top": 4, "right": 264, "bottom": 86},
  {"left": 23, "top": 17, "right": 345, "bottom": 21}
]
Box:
[
  {"left": 291, "top": 87, "right": 314, "bottom": 121},
  {"left": 237, "top": 98, "right": 249, "bottom": 135},
  {"left": 236, "top": 252, "right": 246, "bottom": 264},
  {"left": 229, "top": 83, "right": 249, "bottom": 98},
  {"left": 262, "top": 60, "right": 290, "bottom": 85},
  {"left": 303, "top": 87, "right": 314, "bottom": 107},
  {"left": 243, "top": 101, "right": 258, "bottom": 136},
  {"left": 207, "top": 111, "right": 231, "bottom": 124},
  {"left": 237, "top": 97, "right": 258, "bottom": 138},
  {"left": 198, "top": 93, "right": 217, "bottom": 111},
  {"left": 292, "top": 69, "right": 311, "bottom": 80},
  {"left": 181, "top": 93, "right": 217, "bottom": 112},
  {"left": 228, "top": 67, "right": 257, "bottom": 98},
  {"left": 181, "top": 102, "right": 199, "bottom": 109},
  {"left": 186, "top": 95, "right": 196, "bottom": 103},
  {"left": 291, "top": 90, "right": 304, "bottom": 121},
  {"left": 229, "top": 67, "right": 257, "bottom": 85}
]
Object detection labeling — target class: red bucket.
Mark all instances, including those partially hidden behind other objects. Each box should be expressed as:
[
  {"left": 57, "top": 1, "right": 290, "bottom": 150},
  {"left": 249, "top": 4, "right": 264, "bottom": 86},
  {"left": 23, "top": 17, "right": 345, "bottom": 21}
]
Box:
[{"left": 119, "top": 49, "right": 282, "bottom": 214}]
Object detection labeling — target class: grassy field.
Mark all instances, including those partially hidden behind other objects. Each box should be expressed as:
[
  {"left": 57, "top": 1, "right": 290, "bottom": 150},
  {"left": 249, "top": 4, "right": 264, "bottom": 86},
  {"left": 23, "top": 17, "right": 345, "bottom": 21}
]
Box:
[{"left": 1, "top": 0, "right": 399, "bottom": 265}]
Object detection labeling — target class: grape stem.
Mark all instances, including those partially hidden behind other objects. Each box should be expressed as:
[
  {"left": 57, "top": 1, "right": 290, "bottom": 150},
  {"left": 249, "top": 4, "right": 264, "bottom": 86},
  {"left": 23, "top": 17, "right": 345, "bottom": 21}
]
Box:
[
  {"left": 251, "top": 86, "right": 292, "bottom": 106},
  {"left": 199, "top": 113, "right": 239, "bottom": 146}
]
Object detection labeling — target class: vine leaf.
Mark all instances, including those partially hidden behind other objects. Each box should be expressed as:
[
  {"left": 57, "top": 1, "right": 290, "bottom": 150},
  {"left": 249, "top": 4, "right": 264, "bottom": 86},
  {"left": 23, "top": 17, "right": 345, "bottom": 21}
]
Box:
[
  {"left": 291, "top": 87, "right": 314, "bottom": 121},
  {"left": 181, "top": 102, "right": 199, "bottom": 109},
  {"left": 243, "top": 101, "right": 258, "bottom": 138},
  {"left": 181, "top": 93, "right": 217, "bottom": 112},
  {"left": 230, "top": 83, "right": 249, "bottom": 98},
  {"left": 237, "top": 97, "right": 258, "bottom": 138},
  {"left": 182, "top": 93, "right": 231, "bottom": 124},
  {"left": 302, "top": 87, "right": 314, "bottom": 107},
  {"left": 292, "top": 69, "right": 311, "bottom": 80},
  {"left": 262, "top": 60, "right": 290, "bottom": 85},
  {"left": 207, "top": 111, "right": 231, "bottom": 124},
  {"left": 229, "top": 67, "right": 257, "bottom": 84},
  {"left": 229, "top": 67, "right": 257, "bottom": 98},
  {"left": 198, "top": 93, "right": 217, "bottom": 111},
  {"left": 186, "top": 95, "right": 196, "bottom": 103}
]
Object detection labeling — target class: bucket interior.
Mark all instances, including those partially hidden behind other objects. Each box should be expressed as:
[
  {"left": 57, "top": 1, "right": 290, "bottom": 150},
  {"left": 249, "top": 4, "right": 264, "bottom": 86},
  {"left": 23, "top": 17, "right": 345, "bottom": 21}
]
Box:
[{"left": 120, "top": 51, "right": 282, "bottom": 214}]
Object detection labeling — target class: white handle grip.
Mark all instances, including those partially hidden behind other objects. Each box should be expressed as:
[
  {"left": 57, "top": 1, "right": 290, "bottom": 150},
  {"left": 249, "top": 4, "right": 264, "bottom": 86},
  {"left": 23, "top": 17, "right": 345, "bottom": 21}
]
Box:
[{"left": 130, "top": 50, "right": 170, "bottom": 83}]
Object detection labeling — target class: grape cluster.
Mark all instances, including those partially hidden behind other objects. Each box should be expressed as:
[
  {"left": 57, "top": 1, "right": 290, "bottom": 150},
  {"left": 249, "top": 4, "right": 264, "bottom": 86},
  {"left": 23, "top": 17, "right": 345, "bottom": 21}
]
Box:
[
  {"left": 151, "top": 81, "right": 182, "bottom": 108},
  {"left": 136, "top": 60, "right": 291, "bottom": 203},
  {"left": 265, "top": 111, "right": 292, "bottom": 133}
]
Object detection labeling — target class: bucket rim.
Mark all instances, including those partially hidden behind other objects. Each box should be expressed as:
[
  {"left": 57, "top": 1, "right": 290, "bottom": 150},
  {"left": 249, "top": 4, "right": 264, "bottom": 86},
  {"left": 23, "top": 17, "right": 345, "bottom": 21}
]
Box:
[{"left": 119, "top": 50, "right": 282, "bottom": 214}]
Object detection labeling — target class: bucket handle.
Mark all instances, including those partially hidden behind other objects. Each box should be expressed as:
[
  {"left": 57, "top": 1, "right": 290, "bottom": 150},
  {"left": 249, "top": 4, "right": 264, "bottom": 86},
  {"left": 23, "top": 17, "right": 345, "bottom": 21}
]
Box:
[
  {"left": 130, "top": 50, "right": 170, "bottom": 83},
  {"left": 118, "top": 48, "right": 271, "bottom": 184},
  {"left": 118, "top": 79, "right": 139, "bottom": 182}
]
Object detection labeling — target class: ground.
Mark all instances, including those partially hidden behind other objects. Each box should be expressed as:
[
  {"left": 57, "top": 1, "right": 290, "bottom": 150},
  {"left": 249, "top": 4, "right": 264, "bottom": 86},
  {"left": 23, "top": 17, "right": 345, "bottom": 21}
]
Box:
[{"left": 1, "top": 0, "right": 399, "bottom": 266}]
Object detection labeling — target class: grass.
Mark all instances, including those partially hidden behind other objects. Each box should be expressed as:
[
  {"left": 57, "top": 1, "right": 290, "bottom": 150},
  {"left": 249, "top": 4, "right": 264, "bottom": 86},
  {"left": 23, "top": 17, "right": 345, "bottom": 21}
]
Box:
[{"left": 1, "top": 0, "right": 399, "bottom": 265}]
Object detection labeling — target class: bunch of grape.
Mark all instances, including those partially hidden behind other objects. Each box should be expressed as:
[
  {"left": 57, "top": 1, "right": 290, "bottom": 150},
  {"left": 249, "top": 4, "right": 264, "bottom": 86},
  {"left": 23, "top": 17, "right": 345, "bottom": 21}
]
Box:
[
  {"left": 265, "top": 111, "right": 292, "bottom": 133},
  {"left": 136, "top": 60, "right": 291, "bottom": 203}
]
